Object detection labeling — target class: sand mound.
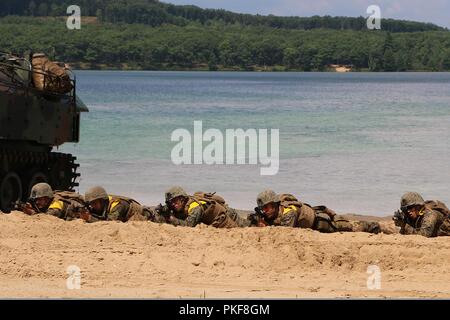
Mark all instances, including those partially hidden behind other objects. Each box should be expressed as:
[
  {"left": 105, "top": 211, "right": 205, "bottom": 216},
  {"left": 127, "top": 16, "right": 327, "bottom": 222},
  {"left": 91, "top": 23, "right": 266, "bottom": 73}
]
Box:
[{"left": 0, "top": 211, "right": 449, "bottom": 298}]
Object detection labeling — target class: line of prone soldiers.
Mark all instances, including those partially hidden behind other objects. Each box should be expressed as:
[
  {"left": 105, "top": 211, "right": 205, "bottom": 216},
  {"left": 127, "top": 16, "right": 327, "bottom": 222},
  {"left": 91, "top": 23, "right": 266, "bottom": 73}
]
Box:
[{"left": 13, "top": 183, "right": 450, "bottom": 238}]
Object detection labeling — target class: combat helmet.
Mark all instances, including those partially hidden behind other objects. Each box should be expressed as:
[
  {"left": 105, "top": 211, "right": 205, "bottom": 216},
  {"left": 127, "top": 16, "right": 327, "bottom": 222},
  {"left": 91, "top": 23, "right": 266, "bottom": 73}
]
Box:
[
  {"left": 30, "top": 183, "right": 53, "bottom": 200},
  {"left": 165, "top": 186, "right": 188, "bottom": 203},
  {"left": 85, "top": 186, "right": 108, "bottom": 203},
  {"left": 400, "top": 192, "right": 425, "bottom": 210},
  {"left": 256, "top": 190, "right": 280, "bottom": 208}
]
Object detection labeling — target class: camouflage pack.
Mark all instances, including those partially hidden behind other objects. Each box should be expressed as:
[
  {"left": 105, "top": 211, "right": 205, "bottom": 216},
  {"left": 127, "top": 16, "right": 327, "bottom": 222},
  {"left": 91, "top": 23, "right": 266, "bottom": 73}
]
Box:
[{"left": 193, "top": 191, "right": 227, "bottom": 206}]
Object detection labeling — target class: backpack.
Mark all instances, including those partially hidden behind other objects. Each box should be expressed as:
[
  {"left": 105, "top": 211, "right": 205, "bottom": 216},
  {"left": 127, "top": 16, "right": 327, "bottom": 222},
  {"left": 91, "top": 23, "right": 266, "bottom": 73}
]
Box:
[
  {"left": 0, "top": 53, "right": 29, "bottom": 85},
  {"left": 279, "top": 193, "right": 337, "bottom": 220},
  {"left": 193, "top": 191, "right": 227, "bottom": 206},
  {"left": 31, "top": 53, "right": 73, "bottom": 94},
  {"left": 312, "top": 205, "right": 337, "bottom": 220},
  {"left": 278, "top": 193, "right": 304, "bottom": 211},
  {"left": 54, "top": 190, "right": 86, "bottom": 207},
  {"left": 108, "top": 195, "right": 146, "bottom": 221},
  {"left": 192, "top": 191, "right": 228, "bottom": 225},
  {"left": 52, "top": 190, "right": 87, "bottom": 220},
  {"left": 425, "top": 200, "right": 450, "bottom": 217}
]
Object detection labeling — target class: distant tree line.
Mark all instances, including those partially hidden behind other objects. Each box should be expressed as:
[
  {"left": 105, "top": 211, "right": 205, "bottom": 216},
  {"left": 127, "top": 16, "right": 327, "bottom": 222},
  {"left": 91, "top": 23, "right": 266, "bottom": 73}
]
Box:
[
  {"left": 0, "top": 0, "right": 446, "bottom": 32},
  {"left": 1, "top": 16, "right": 449, "bottom": 71}
]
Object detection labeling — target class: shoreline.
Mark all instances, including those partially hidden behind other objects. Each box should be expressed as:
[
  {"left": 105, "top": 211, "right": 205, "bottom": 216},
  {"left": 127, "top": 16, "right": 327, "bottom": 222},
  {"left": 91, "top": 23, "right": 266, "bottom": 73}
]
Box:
[{"left": 68, "top": 62, "right": 442, "bottom": 72}]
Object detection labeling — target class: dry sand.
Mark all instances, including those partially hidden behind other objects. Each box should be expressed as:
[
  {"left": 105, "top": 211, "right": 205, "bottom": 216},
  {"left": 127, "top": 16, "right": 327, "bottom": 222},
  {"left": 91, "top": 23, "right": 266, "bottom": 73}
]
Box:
[{"left": 0, "top": 211, "right": 449, "bottom": 298}]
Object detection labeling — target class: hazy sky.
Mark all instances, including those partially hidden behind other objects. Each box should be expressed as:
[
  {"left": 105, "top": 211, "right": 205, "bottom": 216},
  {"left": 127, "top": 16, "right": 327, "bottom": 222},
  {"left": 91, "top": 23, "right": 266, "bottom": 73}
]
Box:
[{"left": 167, "top": 0, "right": 450, "bottom": 28}]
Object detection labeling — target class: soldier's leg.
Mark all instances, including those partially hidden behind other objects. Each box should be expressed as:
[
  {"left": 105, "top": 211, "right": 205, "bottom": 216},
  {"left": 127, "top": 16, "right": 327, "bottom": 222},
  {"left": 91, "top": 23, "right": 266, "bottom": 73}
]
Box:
[
  {"left": 128, "top": 206, "right": 159, "bottom": 222},
  {"left": 345, "top": 219, "right": 381, "bottom": 234},
  {"left": 211, "top": 212, "right": 239, "bottom": 228},
  {"left": 315, "top": 213, "right": 381, "bottom": 234},
  {"left": 140, "top": 206, "right": 169, "bottom": 223},
  {"left": 437, "top": 218, "right": 450, "bottom": 236},
  {"left": 128, "top": 211, "right": 148, "bottom": 221},
  {"left": 332, "top": 215, "right": 354, "bottom": 232},
  {"left": 314, "top": 213, "right": 337, "bottom": 233},
  {"left": 226, "top": 207, "right": 251, "bottom": 227}
]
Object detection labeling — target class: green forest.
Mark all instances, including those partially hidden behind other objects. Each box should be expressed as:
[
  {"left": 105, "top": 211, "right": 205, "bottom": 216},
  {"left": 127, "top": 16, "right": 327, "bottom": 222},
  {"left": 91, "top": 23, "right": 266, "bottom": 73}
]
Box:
[{"left": 1, "top": 0, "right": 450, "bottom": 71}]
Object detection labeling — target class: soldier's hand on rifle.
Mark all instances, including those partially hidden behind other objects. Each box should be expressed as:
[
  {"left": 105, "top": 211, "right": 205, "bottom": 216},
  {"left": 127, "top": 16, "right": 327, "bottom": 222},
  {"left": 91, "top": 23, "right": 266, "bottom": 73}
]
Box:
[
  {"left": 79, "top": 208, "right": 91, "bottom": 222},
  {"left": 155, "top": 203, "right": 173, "bottom": 222},
  {"left": 393, "top": 210, "right": 405, "bottom": 227},
  {"left": 22, "top": 203, "right": 37, "bottom": 216},
  {"left": 248, "top": 207, "right": 268, "bottom": 227}
]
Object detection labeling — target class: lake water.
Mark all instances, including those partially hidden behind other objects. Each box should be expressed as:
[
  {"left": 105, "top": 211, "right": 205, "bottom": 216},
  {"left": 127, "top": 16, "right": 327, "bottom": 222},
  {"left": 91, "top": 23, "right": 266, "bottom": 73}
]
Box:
[{"left": 61, "top": 71, "right": 450, "bottom": 215}]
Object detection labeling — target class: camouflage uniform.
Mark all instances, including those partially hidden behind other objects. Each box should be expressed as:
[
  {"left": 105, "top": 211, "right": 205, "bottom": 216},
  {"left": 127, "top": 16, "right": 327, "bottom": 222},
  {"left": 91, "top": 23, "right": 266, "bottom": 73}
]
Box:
[
  {"left": 399, "top": 192, "right": 449, "bottom": 237},
  {"left": 255, "top": 190, "right": 380, "bottom": 234},
  {"left": 47, "top": 192, "right": 86, "bottom": 221},
  {"left": 163, "top": 186, "right": 249, "bottom": 228},
  {"left": 84, "top": 186, "right": 153, "bottom": 223},
  {"left": 224, "top": 206, "right": 251, "bottom": 228},
  {"left": 25, "top": 183, "right": 85, "bottom": 220}
]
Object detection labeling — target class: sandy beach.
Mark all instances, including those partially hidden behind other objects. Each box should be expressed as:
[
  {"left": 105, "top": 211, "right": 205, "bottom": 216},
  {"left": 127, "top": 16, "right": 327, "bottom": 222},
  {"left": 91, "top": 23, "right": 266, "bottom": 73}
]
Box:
[{"left": 0, "top": 211, "right": 449, "bottom": 298}]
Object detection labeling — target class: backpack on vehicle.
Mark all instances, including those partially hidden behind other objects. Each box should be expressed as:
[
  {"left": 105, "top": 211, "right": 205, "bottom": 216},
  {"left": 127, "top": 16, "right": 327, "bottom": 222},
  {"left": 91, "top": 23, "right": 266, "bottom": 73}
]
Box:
[{"left": 31, "top": 53, "right": 73, "bottom": 94}]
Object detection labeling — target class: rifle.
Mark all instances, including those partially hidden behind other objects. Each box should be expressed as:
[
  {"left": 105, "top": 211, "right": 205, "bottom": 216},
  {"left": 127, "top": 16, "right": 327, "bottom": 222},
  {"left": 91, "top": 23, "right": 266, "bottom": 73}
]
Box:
[
  {"left": 13, "top": 200, "right": 28, "bottom": 212},
  {"left": 13, "top": 198, "right": 38, "bottom": 215},
  {"left": 69, "top": 203, "right": 91, "bottom": 221},
  {"left": 155, "top": 203, "right": 171, "bottom": 217},
  {"left": 248, "top": 207, "right": 267, "bottom": 226},
  {"left": 153, "top": 203, "right": 175, "bottom": 223},
  {"left": 72, "top": 202, "right": 108, "bottom": 222},
  {"left": 393, "top": 209, "right": 406, "bottom": 227}
]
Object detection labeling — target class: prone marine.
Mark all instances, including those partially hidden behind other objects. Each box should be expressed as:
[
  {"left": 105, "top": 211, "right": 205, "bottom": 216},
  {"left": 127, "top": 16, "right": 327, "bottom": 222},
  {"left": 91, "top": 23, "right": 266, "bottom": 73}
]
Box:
[{"left": 9, "top": 183, "right": 450, "bottom": 238}]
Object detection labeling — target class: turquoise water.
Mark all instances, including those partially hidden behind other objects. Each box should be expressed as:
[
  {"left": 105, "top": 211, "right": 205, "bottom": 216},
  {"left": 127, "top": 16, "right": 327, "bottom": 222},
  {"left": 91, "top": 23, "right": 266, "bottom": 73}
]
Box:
[{"left": 62, "top": 71, "right": 450, "bottom": 215}]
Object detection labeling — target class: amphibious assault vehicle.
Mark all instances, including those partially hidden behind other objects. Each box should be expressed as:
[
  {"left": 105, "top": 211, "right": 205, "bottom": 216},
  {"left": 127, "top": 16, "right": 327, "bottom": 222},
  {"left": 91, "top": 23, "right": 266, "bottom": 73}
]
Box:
[{"left": 0, "top": 52, "right": 88, "bottom": 212}]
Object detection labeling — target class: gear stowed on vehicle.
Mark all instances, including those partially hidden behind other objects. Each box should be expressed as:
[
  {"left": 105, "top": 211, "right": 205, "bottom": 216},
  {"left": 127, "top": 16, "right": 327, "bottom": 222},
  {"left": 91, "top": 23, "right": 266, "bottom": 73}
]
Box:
[{"left": 0, "top": 52, "right": 88, "bottom": 212}]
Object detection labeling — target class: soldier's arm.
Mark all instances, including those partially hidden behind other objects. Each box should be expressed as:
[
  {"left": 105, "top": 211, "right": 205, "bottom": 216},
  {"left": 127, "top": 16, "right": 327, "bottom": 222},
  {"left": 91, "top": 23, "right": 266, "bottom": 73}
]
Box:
[
  {"left": 108, "top": 200, "right": 130, "bottom": 222},
  {"left": 279, "top": 208, "right": 298, "bottom": 227},
  {"left": 247, "top": 213, "right": 268, "bottom": 227},
  {"left": 399, "top": 221, "right": 410, "bottom": 235},
  {"left": 64, "top": 204, "right": 85, "bottom": 221},
  {"left": 141, "top": 206, "right": 157, "bottom": 222},
  {"left": 21, "top": 202, "right": 38, "bottom": 216},
  {"left": 227, "top": 207, "right": 251, "bottom": 227},
  {"left": 83, "top": 213, "right": 103, "bottom": 223},
  {"left": 235, "top": 214, "right": 251, "bottom": 227},
  {"left": 403, "top": 212, "right": 439, "bottom": 238},
  {"left": 169, "top": 206, "right": 203, "bottom": 227}
]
